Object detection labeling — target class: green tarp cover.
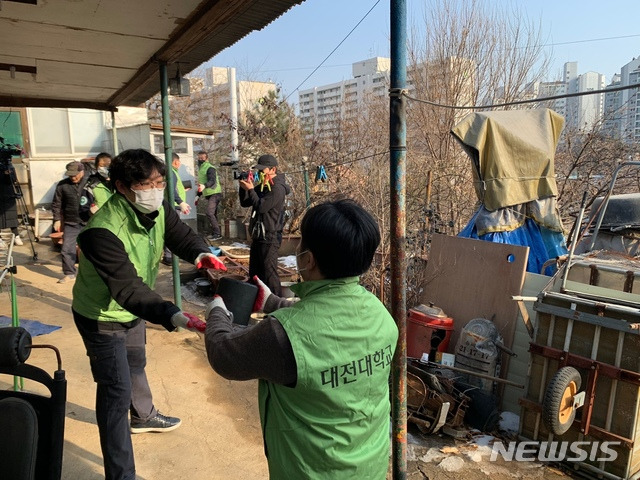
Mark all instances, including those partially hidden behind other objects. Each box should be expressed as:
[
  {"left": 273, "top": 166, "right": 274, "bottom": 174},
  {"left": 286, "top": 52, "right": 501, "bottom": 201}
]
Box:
[{"left": 451, "top": 108, "right": 564, "bottom": 212}]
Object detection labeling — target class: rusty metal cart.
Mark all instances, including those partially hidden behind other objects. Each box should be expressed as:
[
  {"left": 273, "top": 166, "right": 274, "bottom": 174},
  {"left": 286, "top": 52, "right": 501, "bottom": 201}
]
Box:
[{"left": 520, "top": 162, "right": 640, "bottom": 480}]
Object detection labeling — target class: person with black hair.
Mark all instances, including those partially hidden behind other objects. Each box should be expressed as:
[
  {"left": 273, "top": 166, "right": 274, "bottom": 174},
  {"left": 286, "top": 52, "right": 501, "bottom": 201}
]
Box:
[
  {"left": 79, "top": 151, "right": 113, "bottom": 222},
  {"left": 196, "top": 150, "right": 222, "bottom": 241},
  {"left": 162, "top": 152, "right": 191, "bottom": 265},
  {"left": 239, "top": 153, "right": 291, "bottom": 296},
  {"left": 205, "top": 199, "right": 398, "bottom": 479},
  {"left": 71, "top": 149, "right": 226, "bottom": 480}
]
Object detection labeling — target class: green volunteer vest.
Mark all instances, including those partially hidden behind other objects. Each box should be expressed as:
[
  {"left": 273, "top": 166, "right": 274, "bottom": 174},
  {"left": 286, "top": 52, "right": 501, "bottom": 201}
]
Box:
[
  {"left": 198, "top": 162, "right": 221, "bottom": 197},
  {"left": 261, "top": 277, "right": 398, "bottom": 480},
  {"left": 92, "top": 181, "right": 112, "bottom": 208},
  {"left": 167, "top": 166, "right": 187, "bottom": 206},
  {"left": 72, "top": 193, "right": 165, "bottom": 323}
]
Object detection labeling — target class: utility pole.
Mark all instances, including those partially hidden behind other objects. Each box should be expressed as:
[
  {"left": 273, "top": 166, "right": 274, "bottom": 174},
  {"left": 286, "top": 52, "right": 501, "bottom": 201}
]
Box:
[{"left": 229, "top": 67, "right": 239, "bottom": 164}]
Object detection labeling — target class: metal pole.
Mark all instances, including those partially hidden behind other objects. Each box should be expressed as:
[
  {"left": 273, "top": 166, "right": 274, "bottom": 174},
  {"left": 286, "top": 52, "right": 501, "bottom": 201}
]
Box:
[
  {"left": 229, "top": 67, "right": 239, "bottom": 164},
  {"left": 111, "top": 111, "right": 119, "bottom": 155},
  {"left": 11, "top": 271, "right": 24, "bottom": 390},
  {"left": 390, "top": 1, "right": 407, "bottom": 479},
  {"left": 159, "top": 62, "right": 182, "bottom": 309},
  {"left": 302, "top": 156, "right": 311, "bottom": 208}
]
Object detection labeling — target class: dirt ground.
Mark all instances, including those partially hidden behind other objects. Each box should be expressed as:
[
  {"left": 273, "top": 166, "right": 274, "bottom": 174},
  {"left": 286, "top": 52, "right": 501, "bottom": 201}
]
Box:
[{"left": 1, "top": 237, "right": 575, "bottom": 480}]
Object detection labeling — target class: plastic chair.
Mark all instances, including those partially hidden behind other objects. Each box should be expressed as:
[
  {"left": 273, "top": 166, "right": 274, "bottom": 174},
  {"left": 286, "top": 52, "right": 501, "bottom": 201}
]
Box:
[{"left": 0, "top": 327, "right": 66, "bottom": 480}]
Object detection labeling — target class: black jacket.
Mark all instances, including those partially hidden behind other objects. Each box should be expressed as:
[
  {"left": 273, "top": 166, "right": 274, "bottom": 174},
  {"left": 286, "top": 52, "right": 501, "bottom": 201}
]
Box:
[
  {"left": 51, "top": 176, "right": 89, "bottom": 226},
  {"left": 76, "top": 198, "right": 210, "bottom": 331},
  {"left": 239, "top": 174, "right": 291, "bottom": 244}
]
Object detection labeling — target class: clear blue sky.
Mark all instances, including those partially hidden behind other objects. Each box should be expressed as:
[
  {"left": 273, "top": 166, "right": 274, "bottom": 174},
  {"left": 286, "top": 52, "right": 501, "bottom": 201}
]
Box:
[{"left": 201, "top": 0, "right": 640, "bottom": 104}]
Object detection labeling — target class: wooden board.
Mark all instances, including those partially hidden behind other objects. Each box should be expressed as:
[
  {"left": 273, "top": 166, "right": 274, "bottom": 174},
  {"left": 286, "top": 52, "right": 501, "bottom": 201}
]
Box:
[{"left": 420, "top": 234, "right": 529, "bottom": 352}]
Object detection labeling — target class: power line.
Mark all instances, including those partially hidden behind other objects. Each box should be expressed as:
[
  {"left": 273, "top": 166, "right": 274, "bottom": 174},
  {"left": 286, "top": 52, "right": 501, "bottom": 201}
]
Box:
[
  {"left": 284, "top": 0, "right": 382, "bottom": 102},
  {"left": 284, "top": 149, "right": 389, "bottom": 175},
  {"left": 403, "top": 82, "right": 640, "bottom": 110},
  {"left": 539, "top": 33, "right": 640, "bottom": 48},
  {"left": 259, "top": 63, "right": 354, "bottom": 73}
]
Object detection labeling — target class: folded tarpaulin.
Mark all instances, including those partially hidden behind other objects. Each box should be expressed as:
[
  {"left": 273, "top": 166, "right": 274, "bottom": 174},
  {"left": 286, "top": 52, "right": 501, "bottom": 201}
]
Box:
[
  {"left": 451, "top": 108, "right": 565, "bottom": 211},
  {"left": 472, "top": 196, "right": 565, "bottom": 236},
  {"left": 459, "top": 213, "right": 567, "bottom": 275}
]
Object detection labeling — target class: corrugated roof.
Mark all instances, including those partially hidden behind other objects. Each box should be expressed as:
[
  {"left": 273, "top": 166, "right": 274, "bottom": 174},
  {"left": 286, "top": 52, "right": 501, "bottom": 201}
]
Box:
[{"left": 0, "top": 0, "right": 305, "bottom": 111}]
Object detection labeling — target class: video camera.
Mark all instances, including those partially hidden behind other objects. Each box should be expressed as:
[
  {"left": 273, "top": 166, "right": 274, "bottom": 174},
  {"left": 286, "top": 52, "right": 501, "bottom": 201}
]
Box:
[
  {"left": 233, "top": 170, "right": 251, "bottom": 181},
  {"left": 0, "top": 137, "right": 22, "bottom": 165}
]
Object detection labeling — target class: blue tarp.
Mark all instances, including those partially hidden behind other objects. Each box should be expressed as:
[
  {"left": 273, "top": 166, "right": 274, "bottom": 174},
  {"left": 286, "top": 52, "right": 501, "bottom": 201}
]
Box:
[
  {"left": 0, "top": 316, "right": 61, "bottom": 336},
  {"left": 459, "top": 211, "right": 567, "bottom": 275}
]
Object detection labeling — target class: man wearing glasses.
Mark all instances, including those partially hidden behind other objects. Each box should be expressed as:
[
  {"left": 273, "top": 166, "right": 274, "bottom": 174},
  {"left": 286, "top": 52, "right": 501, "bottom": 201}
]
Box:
[{"left": 71, "top": 149, "right": 225, "bottom": 480}]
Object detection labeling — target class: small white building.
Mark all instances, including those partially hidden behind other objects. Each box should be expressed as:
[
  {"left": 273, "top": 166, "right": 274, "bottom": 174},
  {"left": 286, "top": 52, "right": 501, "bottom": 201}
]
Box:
[{"left": 0, "top": 106, "right": 213, "bottom": 230}]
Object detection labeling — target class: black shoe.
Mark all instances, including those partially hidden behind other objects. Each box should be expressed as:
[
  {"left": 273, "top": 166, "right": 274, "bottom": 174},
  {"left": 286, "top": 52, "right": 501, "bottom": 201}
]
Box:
[
  {"left": 131, "top": 412, "right": 181, "bottom": 434},
  {"left": 161, "top": 257, "right": 172, "bottom": 266},
  {"left": 210, "top": 234, "right": 222, "bottom": 241}
]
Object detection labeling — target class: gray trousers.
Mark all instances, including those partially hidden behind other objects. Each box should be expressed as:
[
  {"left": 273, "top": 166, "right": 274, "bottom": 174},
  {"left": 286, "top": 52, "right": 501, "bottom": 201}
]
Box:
[
  {"left": 205, "top": 193, "right": 222, "bottom": 236},
  {"left": 61, "top": 223, "right": 81, "bottom": 275},
  {"left": 73, "top": 314, "right": 156, "bottom": 480}
]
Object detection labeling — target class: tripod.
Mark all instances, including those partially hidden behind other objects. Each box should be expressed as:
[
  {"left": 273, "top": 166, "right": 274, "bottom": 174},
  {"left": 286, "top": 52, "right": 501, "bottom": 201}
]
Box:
[{"left": 1, "top": 158, "right": 38, "bottom": 261}]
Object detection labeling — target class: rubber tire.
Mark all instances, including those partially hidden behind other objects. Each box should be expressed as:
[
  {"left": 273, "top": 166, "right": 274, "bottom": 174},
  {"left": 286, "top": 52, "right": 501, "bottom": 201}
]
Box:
[
  {"left": 542, "top": 366, "right": 582, "bottom": 436},
  {"left": 0, "top": 327, "right": 32, "bottom": 366}
]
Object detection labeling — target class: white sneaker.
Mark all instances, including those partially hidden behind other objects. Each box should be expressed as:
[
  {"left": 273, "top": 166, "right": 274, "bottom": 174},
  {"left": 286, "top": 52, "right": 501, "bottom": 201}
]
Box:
[{"left": 14, "top": 236, "right": 24, "bottom": 246}]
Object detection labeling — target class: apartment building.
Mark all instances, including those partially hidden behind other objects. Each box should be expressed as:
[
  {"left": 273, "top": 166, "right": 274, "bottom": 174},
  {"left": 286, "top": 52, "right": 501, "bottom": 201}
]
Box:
[
  {"left": 298, "top": 56, "right": 475, "bottom": 142},
  {"left": 604, "top": 57, "right": 640, "bottom": 143},
  {"left": 204, "top": 66, "right": 277, "bottom": 142},
  {"left": 561, "top": 62, "right": 606, "bottom": 132},
  {"left": 298, "top": 57, "right": 390, "bottom": 140},
  {"left": 511, "top": 62, "right": 604, "bottom": 133}
]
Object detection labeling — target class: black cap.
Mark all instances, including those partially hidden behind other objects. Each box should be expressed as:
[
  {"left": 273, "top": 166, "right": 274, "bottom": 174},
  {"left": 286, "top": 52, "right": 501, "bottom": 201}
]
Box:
[
  {"left": 65, "top": 161, "right": 84, "bottom": 176},
  {"left": 253, "top": 154, "right": 278, "bottom": 170}
]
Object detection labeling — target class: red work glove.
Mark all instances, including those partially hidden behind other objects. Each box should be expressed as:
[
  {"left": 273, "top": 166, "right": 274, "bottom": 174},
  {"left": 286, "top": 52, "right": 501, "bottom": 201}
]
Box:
[
  {"left": 171, "top": 311, "right": 206, "bottom": 333},
  {"left": 195, "top": 252, "right": 227, "bottom": 271},
  {"left": 252, "top": 275, "right": 272, "bottom": 312}
]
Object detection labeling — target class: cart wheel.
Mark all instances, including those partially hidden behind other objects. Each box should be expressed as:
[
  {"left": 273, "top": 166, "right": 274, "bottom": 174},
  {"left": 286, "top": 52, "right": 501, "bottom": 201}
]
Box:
[{"left": 542, "top": 366, "right": 582, "bottom": 435}]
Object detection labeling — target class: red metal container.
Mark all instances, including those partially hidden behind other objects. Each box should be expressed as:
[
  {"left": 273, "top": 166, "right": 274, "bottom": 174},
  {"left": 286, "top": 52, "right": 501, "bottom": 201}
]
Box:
[{"left": 407, "top": 303, "right": 454, "bottom": 360}]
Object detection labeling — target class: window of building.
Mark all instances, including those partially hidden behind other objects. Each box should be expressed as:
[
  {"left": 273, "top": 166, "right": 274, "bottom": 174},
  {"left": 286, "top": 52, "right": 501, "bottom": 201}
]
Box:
[
  {"left": 29, "top": 108, "right": 111, "bottom": 156},
  {"left": 30, "top": 108, "right": 73, "bottom": 155},
  {"left": 70, "top": 109, "right": 105, "bottom": 153},
  {"left": 152, "top": 135, "right": 188, "bottom": 156}
]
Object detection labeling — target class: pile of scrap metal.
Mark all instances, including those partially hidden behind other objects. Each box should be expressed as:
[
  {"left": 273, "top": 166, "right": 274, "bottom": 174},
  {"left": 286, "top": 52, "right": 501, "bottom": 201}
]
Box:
[{"left": 407, "top": 360, "right": 470, "bottom": 437}]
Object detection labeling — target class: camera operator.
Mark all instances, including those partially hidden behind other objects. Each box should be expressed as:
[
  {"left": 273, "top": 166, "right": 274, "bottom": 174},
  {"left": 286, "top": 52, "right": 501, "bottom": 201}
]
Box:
[
  {"left": 238, "top": 154, "right": 291, "bottom": 296},
  {"left": 0, "top": 142, "right": 24, "bottom": 245}
]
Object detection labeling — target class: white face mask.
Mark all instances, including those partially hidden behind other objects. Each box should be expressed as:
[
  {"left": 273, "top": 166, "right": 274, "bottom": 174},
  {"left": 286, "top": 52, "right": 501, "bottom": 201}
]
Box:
[
  {"left": 296, "top": 249, "right": 310, "bottom": 279},
  {"left": 131, "top": 188, "right": 164, "bottom": 214},
  {"left": 98, "top": 167, "right": 109, "bottom": 177}
]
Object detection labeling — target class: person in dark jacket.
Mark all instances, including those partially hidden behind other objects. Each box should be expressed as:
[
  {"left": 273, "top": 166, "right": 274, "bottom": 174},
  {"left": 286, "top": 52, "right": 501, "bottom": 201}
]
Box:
[
  {"left": 239, "top": 154, "right": 291, "bottom": 296},
  {"left": 0, "top": 164, "right": 23, "bottom": 245},
  {"left": 72, "top": 149, "right": 226, "bottom": 480},
  {"left": 51, "top": 161, "right": 88, "bottom": 283}
]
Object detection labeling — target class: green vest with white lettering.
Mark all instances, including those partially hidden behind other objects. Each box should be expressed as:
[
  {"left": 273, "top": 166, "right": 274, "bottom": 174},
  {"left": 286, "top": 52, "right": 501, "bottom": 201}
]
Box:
[
  {"left": 262, "top": 277, "right": 398, "bottom": 479},
  {"left": 72, "top": 193, "right": 165, "bottom": 323},
  {"left": 198, "top": 162, "right": 221, "bottom": 197}
]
